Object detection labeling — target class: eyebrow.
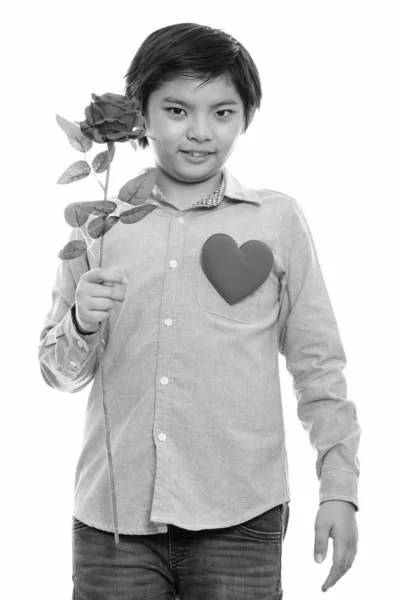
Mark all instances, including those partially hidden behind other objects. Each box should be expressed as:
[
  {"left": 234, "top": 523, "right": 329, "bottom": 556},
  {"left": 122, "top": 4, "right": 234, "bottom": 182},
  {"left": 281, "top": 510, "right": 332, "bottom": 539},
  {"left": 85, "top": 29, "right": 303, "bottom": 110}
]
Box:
[{"left": 161, "top": 96, "right": 239, "bottom": 109}]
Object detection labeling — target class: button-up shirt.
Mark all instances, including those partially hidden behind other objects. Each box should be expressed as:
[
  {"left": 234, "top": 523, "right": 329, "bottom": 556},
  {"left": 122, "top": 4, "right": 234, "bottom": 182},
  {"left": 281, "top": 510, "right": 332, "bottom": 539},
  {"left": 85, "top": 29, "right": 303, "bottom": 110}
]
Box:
[{"left": 38, "top": 165, "right": 361, "bottom": 536}]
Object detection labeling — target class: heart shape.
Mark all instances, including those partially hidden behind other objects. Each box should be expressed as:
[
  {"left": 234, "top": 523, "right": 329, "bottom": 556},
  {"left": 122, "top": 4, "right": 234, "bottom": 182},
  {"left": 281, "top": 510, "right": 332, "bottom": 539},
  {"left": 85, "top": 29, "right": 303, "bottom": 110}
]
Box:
[{"left": 201, "top": 233, "right": 274, "bottom": 305}]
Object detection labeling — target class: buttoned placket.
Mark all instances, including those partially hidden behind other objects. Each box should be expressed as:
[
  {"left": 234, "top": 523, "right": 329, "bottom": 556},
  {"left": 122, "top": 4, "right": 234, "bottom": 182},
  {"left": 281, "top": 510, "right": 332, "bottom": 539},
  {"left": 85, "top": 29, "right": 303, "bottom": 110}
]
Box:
[
  {"left": 139, "top": 172, "right": 225, "bottom": 527},
  {"left": 151, "top": 210, "right": 187, "bottom": 522}
]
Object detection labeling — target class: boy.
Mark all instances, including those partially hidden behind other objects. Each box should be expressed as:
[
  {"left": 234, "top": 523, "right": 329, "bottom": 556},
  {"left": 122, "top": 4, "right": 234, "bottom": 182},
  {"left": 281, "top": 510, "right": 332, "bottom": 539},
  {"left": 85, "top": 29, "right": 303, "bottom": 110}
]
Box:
[{"left": 38, "top": 22, "right": 360, "bottom": 599}]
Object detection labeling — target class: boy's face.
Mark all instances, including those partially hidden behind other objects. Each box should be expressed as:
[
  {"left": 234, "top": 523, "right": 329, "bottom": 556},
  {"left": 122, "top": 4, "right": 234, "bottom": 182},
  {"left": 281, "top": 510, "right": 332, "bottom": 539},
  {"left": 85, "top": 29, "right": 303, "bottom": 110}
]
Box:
[{"left": 143, "top": 74, "right": 245, "bottom": 182}]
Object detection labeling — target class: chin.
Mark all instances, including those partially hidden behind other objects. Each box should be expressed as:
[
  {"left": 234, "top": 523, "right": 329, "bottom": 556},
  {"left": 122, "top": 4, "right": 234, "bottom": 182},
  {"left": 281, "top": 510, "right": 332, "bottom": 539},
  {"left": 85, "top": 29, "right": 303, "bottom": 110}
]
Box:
[
  {"left": 178, "top": 157, "right": 220, "bottom": 172},
  {"left": 178, "top": 167, "right": 217, "bottom": 181}
]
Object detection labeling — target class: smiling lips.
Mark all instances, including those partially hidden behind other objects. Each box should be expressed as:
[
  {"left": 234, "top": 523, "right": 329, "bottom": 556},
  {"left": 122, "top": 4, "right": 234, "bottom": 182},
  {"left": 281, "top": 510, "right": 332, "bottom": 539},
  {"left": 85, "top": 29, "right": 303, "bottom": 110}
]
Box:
[{"left": 181, "top": 150, "right": 214, "bottom": 156}]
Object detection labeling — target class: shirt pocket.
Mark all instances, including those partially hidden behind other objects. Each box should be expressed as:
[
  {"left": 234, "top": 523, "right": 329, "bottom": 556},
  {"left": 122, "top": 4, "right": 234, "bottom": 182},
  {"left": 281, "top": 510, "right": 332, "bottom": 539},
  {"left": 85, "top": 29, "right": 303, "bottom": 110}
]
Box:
[{"left": 197, "top": 262, "right": 262, "bottom": 323}]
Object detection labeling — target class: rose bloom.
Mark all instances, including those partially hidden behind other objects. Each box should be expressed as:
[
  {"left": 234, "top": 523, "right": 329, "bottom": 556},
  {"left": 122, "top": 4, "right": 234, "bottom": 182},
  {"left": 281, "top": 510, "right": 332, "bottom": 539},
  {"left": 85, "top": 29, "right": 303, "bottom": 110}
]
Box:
[{"left": 80, "top": 92, "right": 145, "bottom": 143}]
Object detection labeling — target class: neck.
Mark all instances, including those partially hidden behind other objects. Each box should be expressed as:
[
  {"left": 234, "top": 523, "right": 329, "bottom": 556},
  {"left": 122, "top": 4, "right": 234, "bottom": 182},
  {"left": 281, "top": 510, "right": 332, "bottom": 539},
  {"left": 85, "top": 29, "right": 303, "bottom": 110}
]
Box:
[{"left": 154, "top": 166, "right": 222, "bottom": 204}]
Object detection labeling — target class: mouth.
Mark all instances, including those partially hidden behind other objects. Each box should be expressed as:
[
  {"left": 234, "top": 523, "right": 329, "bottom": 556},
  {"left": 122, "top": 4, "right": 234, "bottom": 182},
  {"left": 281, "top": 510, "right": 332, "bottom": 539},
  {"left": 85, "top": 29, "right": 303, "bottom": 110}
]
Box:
[{"left": 180, "top": 151, "right": 214, "bottom": 157}]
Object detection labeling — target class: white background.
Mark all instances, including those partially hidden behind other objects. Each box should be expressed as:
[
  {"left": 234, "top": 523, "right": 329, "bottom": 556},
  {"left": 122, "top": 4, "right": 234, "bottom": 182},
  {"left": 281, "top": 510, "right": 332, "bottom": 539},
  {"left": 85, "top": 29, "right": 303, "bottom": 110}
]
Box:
[{"left": 2, "top": 1, "right": 399, "bottom": 598}]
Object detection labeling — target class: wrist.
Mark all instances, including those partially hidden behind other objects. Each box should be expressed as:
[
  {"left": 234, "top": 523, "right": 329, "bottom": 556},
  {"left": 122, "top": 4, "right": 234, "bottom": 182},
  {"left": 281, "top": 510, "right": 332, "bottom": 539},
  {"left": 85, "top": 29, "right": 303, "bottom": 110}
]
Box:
[{"left": 72, "top": 304, "right": 98, "bottom": 335}]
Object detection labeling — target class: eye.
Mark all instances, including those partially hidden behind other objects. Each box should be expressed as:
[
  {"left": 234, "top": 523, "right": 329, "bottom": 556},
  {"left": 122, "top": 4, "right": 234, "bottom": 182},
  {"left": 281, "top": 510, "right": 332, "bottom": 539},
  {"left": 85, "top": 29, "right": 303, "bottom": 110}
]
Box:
[
  {"left": 165, "top": 107, "right": 234, "bottom": 118},
  {"left": 166, "top": 107, "right": 186, "bottom": 116},
  {"left": 216, "top": 110, "right": 233, "bottom": 117}
]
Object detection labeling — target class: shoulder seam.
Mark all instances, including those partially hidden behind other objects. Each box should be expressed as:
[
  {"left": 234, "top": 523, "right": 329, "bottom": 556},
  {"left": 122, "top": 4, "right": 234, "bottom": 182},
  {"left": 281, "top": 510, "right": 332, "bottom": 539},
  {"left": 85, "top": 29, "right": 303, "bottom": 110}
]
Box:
[{"left": 276, "top": 196, "right": 295, "bottom": 274}]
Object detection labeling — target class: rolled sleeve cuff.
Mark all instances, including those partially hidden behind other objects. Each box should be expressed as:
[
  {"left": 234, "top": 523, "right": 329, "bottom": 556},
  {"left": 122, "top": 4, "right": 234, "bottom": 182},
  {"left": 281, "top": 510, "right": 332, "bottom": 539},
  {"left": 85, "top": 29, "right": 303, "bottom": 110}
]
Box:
[
  {"left": 57, "top": 305, "right": 99, "bottom": 375},
  {"left": 319, "top": 470, "right": 359, "bottom": 512}
]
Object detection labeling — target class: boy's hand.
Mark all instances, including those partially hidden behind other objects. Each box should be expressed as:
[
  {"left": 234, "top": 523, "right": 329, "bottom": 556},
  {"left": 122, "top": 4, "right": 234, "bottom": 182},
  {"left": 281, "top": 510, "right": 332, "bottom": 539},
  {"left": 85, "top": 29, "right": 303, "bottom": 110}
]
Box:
[
  {"left": 75, "top": 268, "right": 128, "bottom": 333},
  {"left": 314, "top": 500, "right": 359, "bottom": 592}
]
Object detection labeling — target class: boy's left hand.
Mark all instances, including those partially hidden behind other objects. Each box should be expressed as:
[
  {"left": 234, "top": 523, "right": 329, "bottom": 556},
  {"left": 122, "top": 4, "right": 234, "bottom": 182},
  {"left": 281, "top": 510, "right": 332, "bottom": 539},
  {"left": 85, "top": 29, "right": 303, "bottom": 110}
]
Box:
[{"left": 314, "top": 500, "right": 359, "bottom": 592}]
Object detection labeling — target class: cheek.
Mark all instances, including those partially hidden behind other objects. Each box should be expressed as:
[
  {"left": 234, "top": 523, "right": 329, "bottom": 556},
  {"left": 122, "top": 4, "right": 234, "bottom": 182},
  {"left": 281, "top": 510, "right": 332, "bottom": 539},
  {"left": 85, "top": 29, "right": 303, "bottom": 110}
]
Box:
[
  {"left": 219, "top": 125, "right": 240, "bottom": 146},
  {"left": 154, "top": 117, "right": 183, "bottom": 143}
]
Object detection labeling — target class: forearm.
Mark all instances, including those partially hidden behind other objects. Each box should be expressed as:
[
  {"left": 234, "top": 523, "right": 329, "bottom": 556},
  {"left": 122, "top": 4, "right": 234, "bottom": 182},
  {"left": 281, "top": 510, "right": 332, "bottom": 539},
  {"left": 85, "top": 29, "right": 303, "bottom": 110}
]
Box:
[{"left": 38, "top": 304, "right": 100, "bottom": 393}]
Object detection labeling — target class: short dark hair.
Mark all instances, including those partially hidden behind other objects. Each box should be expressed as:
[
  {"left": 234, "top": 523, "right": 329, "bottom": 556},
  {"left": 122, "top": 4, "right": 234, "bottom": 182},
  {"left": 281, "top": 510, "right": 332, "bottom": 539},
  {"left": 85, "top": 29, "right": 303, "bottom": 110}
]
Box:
[{"left": 123, "top": 23, "right": 262, "bottom": 149}]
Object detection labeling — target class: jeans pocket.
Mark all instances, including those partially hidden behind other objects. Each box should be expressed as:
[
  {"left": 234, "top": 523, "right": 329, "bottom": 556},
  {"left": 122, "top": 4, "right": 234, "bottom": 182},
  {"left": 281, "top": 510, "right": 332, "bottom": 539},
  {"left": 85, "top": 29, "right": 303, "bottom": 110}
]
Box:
[
  {"left": 282, "top": 501, "right": 290, "bottom": 540},
  {"left": 72, "top": 516, "right": 90, "bottom": 533},
  {"left": 234, "top": 504, "right": 285, "bottom": 540}
]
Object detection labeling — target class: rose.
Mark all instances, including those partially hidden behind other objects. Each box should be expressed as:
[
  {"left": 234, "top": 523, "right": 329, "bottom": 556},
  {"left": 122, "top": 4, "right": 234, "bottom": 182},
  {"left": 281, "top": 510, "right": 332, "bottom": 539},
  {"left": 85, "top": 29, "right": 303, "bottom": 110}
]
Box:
[
  {"left": 55, "top": 91, "right": 158, "bottom": 547},
  {"left": 56, "top": 92, "right": 157, "bottom": 262},
  {"left": 79, "top": 92, "right": 146, "bottom": 144}
]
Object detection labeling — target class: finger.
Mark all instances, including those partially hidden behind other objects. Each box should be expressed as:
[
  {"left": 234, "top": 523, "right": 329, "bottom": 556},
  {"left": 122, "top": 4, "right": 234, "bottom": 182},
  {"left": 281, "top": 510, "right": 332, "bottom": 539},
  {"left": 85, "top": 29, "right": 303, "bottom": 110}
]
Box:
[
  {"left": 322, "top": 546, "right": 351, "bottom": 591},
  {"left": 86, "top": 268, "right": 128, "bottom": 285},
  {"left": 88, "top": 297, "right": 117, "bottom": 312},
  {"left": 322, "top": 563, "right": 344, "bottom": 591},
  {"left": 86, "top": 279, "right": 126, "bottom": 300},
  {"left": 89, "top": 285, "right": 126, "bottom": 303},
  {"left": 338, "top": 549, "right": 355, "bottom": 580},
  {"left": 101, "top": 281, "right": 126, "bottom": 292}
]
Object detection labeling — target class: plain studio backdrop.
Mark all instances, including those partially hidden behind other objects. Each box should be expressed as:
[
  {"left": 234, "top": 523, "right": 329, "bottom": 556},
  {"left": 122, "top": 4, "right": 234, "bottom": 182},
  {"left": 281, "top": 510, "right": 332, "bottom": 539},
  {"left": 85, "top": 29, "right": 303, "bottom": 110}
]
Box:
[{"left": 2, "top": 1, "right": 399, "bottom": 598}]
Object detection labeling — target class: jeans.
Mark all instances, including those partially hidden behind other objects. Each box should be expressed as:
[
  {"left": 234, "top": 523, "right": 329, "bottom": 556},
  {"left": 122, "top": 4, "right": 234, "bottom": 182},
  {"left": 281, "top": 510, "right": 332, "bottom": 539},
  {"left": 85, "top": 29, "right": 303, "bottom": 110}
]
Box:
[{"left": 72, "top": 502, "right": 290, "bottom": 600}]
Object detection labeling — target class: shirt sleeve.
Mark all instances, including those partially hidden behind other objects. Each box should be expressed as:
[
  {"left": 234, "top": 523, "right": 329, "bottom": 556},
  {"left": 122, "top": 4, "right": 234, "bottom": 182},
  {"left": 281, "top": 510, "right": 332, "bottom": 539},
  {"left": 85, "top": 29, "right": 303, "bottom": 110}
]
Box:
[
  {"left": 277, "top": 197, "right": 361, "bottom": 511},
  {"left": 38, "top": 225, "right": 101, "bottom": 394}
]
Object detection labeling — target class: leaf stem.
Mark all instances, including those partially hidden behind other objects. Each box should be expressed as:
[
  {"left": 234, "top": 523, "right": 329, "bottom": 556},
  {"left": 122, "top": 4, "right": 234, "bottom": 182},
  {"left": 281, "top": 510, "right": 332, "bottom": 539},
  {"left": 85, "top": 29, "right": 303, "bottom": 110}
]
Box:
[
  {"left": 96, "top": 140, "right": 119, "bottom": 544},
  {"left": 85, "top": 151, "right": 105, "bottom": 192},
  {"left": 103, "top": 142, "right": 112, "bottom": 200}
]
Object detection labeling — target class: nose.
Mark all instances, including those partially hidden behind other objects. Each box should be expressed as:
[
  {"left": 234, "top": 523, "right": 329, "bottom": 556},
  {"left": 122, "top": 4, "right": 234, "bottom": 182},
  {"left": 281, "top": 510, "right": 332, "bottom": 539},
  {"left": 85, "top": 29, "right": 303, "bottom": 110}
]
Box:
[{"left": 186, "top": 116, "right": 213, "bottom": 142}]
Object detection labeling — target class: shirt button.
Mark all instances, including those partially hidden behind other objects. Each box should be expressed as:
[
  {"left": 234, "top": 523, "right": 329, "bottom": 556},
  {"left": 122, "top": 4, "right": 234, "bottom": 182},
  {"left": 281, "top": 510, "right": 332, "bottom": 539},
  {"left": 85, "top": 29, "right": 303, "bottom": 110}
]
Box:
[
  {"left": 158, "top": 433, "right": 166, "bottom": 442},
  {"left": 161, "top": 377, "right": 169, "bottom": 385},
  {"left": 170, "top": 260, "right": 177, "bottom": 268},
  {"left": 177, "top": 217, "right": 184, "bottom": 224},
  {"left": 69, "top": 360, "right": 77, "bottom": 367},
  {"left": 164, "top": 318, "right": 172, "bottom": 326},
  {"left": 77, "top": 340, "right": 83, "bottom": 347}
]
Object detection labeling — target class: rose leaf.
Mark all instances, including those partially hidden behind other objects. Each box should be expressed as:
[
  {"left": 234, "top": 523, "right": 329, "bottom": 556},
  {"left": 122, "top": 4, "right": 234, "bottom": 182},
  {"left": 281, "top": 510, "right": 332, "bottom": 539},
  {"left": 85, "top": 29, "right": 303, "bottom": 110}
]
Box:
[
  {"left": 92, "top": 150, "right": 111, "bottom": 174},
  {"left": 78, "top": 200, "right": 117, "bottom": 215},
  {"left": 118, "top": 170, "right": 158, "bottom": 206},
  {"left": 64, "top": 203, "right": 90, "bottom": 227},
  {"left": 87, "top": 215, "right": 108, "bottom": 239},
  {"left": 57, "top": 161, "right": 91, "bottom": 184},
  {"left": 119, "top": 203, "right": 157, "bottom": 224},
  {"left": 58, "top": 239, "right": 87, "bottom": 260},
  {"left": 56, "top": 114, "right": 92, "bottom": 153}
]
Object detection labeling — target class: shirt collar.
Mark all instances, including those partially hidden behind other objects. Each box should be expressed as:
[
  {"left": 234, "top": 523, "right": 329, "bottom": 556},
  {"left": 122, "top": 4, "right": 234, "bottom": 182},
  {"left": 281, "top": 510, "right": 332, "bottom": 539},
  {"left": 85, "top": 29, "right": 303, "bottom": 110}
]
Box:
[
  {"left": 222, "top": 166, "right": 262, "bottom": 206},
  {"left": 110, "top": 165, "right": 261, "bottom": 216},
  {"left": 145, "top": 165, "right": 261, "bottom": 208}
]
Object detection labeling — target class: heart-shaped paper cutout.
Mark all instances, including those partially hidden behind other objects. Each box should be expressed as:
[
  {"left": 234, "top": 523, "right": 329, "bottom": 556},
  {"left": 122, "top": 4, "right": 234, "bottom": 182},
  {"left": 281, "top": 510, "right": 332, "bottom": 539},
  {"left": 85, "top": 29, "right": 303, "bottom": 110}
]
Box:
[{"left": 201, "top": 233, "right": 274, "bottom": 305}]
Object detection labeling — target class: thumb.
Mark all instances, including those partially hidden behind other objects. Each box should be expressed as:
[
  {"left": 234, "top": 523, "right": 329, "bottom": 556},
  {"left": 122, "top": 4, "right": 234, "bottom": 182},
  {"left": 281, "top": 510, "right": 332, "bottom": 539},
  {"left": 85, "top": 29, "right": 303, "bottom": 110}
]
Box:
[{"left": 314, "top": 534, "right": 329, "bottom": 563}]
